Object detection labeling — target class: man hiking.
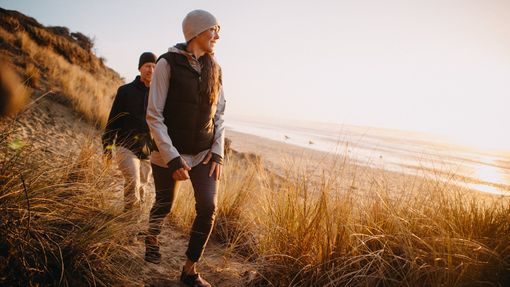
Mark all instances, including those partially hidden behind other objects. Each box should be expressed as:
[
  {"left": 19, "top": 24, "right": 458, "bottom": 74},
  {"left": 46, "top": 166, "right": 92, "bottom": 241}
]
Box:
[{"left": 102, "top": 52, "right": 157, "bottom": 211}]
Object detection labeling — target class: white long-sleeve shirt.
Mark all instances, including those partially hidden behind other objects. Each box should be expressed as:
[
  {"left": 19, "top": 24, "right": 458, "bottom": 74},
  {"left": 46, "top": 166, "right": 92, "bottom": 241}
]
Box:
[{"left": 146, "top": 47, "right": 226, "bottom": 168}]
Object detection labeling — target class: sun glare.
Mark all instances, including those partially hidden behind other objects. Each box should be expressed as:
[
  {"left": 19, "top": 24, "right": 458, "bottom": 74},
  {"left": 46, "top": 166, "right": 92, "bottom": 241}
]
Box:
[{"left": 467, "top": 158, "right": 510, "bottom": 195}]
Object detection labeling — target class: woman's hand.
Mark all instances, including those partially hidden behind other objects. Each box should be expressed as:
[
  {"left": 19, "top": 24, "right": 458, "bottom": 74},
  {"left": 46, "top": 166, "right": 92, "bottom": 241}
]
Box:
[
  {"left": 203, "top": 152, "right": 222, "bottom": 181},
  {"left": 172, "top": 159, "right": 191, "bottom": 181}
]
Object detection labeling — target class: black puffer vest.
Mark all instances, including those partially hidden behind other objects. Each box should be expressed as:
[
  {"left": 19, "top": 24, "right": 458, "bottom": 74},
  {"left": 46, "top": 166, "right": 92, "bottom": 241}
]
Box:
[{"left": 159, "top": 51, "right": 217, "bottom": 154}]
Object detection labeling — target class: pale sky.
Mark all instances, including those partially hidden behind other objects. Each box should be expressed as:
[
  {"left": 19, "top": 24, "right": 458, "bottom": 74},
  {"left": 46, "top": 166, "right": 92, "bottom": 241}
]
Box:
[{"left": 1, "top": 0, "right": 509, "bottom": 152}]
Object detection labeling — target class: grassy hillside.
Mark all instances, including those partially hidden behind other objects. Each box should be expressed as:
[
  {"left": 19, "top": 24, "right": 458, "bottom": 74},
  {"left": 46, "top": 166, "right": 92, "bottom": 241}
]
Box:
[{"left": 0, "top": 7, "right": 122, "bottom": 126}]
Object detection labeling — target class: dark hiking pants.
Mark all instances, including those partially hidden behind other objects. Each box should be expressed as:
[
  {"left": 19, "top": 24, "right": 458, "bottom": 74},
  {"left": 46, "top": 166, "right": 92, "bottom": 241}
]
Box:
[{"left": 148, "top": 162, "right": 218, "bottom": 262}]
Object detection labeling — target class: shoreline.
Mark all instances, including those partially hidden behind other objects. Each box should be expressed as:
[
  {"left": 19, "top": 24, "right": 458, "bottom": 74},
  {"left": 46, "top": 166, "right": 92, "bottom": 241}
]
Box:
[{"left": 226, "top": 128, "right": 510, "bottom": 200}]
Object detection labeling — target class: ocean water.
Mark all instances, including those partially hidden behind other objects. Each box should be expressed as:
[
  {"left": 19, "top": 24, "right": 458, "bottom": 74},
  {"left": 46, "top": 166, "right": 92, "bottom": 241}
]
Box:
[{"left": 225, "top": 117, "right": 510, "bottom": 196}]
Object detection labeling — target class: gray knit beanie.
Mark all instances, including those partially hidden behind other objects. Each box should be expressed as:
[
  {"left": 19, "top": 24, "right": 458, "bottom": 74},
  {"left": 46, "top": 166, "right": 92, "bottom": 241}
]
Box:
[{"left": 182, "top": 9, "right": 219, "bottom": 42}]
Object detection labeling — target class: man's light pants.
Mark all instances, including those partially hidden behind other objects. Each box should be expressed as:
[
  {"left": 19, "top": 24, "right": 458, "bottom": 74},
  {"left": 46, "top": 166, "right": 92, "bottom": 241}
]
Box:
[{"left": 115, "top": 146, "right": 152, "bottom": 209}]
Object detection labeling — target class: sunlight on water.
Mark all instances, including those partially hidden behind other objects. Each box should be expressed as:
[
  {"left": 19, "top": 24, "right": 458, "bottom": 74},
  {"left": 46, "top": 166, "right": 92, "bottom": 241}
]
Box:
[
  {"left": 476, "top": 164, "right": 502, "bottom": 184},
  {"left": 466, "top": 184, "right": 506, "bottom": 195},
  {"left": 467, "top": 158, "right": 510, "bottom": 195}
]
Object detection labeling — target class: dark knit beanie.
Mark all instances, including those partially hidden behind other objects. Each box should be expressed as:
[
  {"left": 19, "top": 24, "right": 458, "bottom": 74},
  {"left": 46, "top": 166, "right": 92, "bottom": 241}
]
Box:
[{"left": 138, "top": 52, "right": 156, "bottom": 69}]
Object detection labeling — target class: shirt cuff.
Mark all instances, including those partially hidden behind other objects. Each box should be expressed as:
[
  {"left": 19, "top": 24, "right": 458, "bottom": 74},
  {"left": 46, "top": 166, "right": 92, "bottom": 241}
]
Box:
[
  {"left": 211, "top": 153, "right": 224, "bottom": 165},
  {"left": 167, "top": 156, "right": 184, "bottom": 174}
]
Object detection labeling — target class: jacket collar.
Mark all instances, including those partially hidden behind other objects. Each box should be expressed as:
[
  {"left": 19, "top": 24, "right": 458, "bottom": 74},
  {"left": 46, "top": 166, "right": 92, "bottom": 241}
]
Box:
[
  {"left": 168, "top": 43, "right": 201, "bottom": 74},
  {"left": 132, "top": 75, "right": 149, "bottom": 90}
]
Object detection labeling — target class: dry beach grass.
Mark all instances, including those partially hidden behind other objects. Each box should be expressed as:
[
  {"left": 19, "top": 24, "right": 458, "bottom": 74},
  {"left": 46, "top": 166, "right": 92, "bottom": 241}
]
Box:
[{"left": 173, "top": 131, "right": 510, "bottom": 286}]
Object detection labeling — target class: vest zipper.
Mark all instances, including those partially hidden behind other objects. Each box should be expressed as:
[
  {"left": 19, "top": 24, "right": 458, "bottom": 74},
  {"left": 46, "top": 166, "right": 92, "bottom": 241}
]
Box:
[{"left": 197, "top": 75, "right": 202, "bottom": 104}]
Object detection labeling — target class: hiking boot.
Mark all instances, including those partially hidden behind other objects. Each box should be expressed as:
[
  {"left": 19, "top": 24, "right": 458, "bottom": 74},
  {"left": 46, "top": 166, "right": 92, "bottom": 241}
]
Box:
[
  {"left": 144, "top": 235, "right": 161, "bottom": 264},
  {"left": 180, "top": 268, "right": 212, "bottom": 287}
]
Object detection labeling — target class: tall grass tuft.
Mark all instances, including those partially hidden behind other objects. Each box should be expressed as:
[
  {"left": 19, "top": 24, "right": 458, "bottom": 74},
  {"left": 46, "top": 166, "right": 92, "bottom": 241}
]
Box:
[{"left": 0, "top": 124, "right": 144, "bottom": 286}]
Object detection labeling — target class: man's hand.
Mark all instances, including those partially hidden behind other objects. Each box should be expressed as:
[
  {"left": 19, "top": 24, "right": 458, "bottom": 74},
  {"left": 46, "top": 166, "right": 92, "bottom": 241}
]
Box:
[
  {"left": 172, "top": 159, "right": 191, "bottom": 181},
  {"left": 203, "top": 151, "right": 222, "bottom": 181}
]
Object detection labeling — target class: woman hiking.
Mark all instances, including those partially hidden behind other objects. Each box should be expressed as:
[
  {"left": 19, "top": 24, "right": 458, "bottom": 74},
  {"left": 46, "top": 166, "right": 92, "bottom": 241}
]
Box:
[{"left": 144, "top": 9, "right": 226, "bottom": 287}]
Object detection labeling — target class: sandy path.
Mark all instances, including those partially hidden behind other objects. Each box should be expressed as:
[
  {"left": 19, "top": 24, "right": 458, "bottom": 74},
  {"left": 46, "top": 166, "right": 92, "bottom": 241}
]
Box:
[{"left": 131, "top": 209, "right": 252, "bottom": 287}]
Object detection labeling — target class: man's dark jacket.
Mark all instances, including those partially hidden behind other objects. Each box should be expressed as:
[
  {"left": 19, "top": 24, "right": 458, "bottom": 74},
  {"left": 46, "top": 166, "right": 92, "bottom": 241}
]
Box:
[{"left": 102, "top": 76, "right": 154, "bottom": 159}]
